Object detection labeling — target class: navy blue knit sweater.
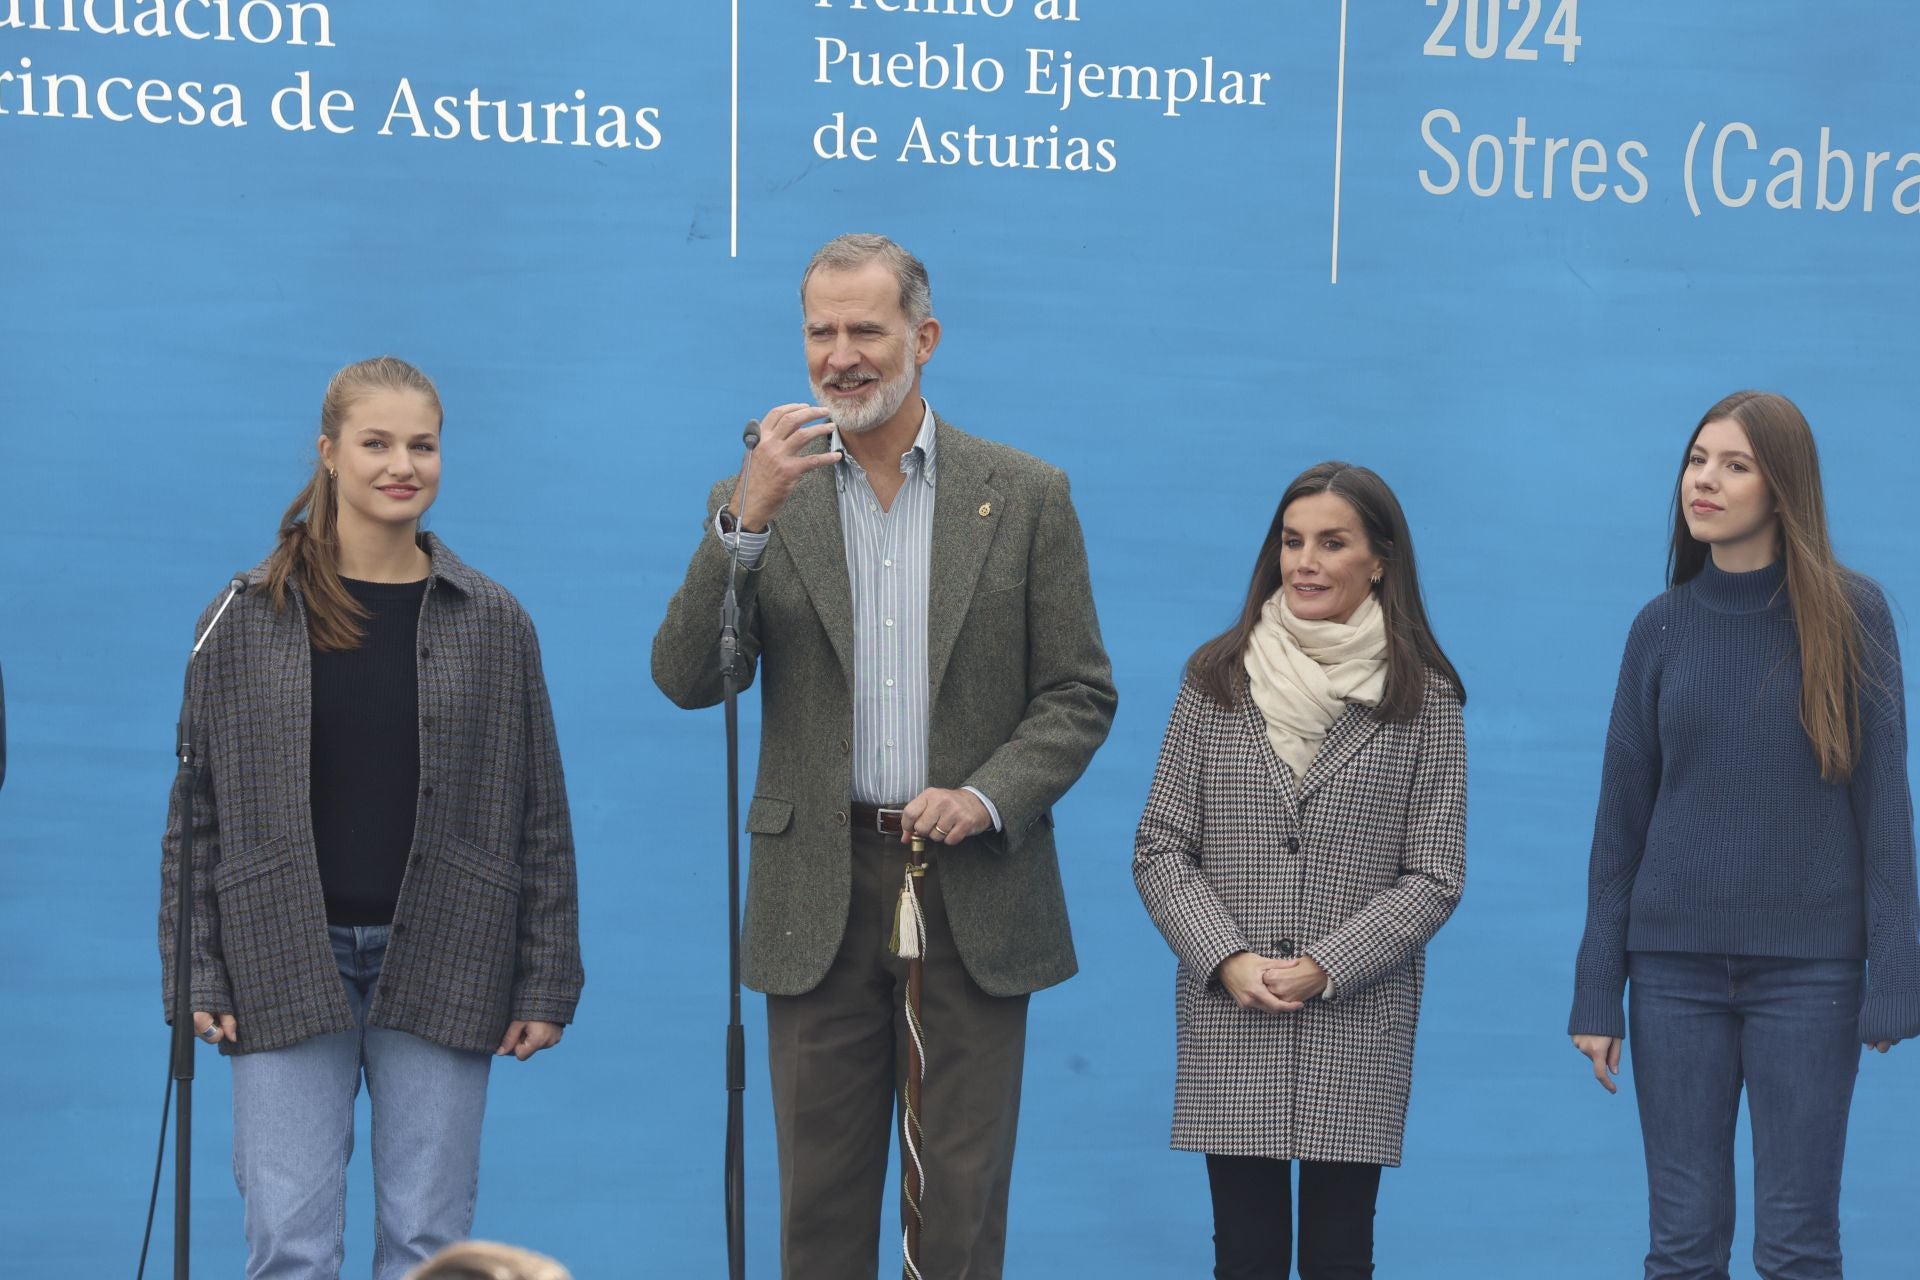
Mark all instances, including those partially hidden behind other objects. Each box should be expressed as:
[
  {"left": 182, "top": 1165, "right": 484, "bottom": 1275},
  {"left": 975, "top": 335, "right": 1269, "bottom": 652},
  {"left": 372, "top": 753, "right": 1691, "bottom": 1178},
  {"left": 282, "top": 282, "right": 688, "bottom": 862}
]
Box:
[{"left": 1569, "top": 559, "right": 1920, "bottom": 1045}]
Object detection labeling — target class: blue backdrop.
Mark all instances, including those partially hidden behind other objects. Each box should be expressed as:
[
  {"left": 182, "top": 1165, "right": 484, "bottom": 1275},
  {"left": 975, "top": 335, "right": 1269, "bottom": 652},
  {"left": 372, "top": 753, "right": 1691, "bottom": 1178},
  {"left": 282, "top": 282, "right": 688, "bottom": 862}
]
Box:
[{"left": 4, "top": 2, "right": 1918, "bottom": 1274}]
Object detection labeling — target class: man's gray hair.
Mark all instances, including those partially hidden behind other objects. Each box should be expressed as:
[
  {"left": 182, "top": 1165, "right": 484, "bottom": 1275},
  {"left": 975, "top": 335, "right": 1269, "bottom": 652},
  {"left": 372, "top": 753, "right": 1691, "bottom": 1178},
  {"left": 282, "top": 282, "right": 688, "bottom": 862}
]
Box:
[{"left": 800, "top": 234, "right": 933, "bottom": 328}]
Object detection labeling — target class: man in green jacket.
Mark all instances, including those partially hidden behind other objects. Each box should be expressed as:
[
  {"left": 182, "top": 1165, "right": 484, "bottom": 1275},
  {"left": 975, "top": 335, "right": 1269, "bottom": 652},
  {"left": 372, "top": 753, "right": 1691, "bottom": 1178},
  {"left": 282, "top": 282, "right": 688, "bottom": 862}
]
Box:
[{"left": 653, "top": 233, "right": 1116, "bottom": 1279}]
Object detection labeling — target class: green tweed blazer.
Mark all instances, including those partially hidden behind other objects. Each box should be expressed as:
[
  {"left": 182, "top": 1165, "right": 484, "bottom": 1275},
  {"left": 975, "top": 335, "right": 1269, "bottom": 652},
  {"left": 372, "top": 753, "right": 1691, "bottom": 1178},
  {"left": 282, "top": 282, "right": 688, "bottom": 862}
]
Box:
[{"left": 653, "top": 418, "right": 1117, "bottom": 997}]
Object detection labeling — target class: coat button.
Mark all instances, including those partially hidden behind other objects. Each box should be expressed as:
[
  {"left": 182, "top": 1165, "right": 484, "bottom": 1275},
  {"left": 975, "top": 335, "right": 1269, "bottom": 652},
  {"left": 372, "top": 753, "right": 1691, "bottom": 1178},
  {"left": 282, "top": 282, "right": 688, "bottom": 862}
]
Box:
[
  {"left": 839, "top": 739, "right": 850, "bottom": 756},
  {"left": 1286, "top": 837, "right": 1300, "bottom": 855},
  {"left": 1278, "top": 939, "right": 1297, "bottom": 958},
  {"left": 420, "top": 646, "right": 432, "bottom": 660},
  {"left": 834, "top": 811, "right": 848, "bottom": 826},
  {"left": 421, "top": 716, "right": 434, "bottom": 730},
  {"left": 421, "top": 785, "right": 435, "bottom": 799}
]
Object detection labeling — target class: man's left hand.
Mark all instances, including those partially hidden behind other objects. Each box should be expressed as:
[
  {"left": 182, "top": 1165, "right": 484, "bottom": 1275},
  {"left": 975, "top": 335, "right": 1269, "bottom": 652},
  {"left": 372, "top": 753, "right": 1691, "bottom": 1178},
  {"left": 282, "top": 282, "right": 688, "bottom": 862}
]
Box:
[{"left": 900, "top": 788, "right": 991, "bottom": 846}]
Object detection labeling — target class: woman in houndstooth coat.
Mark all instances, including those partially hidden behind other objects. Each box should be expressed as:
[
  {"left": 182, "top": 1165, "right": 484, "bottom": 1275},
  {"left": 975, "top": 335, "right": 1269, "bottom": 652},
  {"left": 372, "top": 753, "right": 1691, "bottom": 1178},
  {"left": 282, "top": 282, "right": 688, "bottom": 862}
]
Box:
[{"left": 1135, "top": 461, "right": 1467, "bottom": 1280}]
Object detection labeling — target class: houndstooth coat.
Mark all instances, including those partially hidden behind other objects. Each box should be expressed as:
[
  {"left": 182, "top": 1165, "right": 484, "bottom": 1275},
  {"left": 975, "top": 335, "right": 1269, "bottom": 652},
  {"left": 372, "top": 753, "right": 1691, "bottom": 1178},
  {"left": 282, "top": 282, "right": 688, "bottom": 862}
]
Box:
[
  {"left": 158, "top": 535, "right": 583, "bottom": 1056},
  {"left": 1134, "top": 672, "right": 1466, "bottom": 1166}
]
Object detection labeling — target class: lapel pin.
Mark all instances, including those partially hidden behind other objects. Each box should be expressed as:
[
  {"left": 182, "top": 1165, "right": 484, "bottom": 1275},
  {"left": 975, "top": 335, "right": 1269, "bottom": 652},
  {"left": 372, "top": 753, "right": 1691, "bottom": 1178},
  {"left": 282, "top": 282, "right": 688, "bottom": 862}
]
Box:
[{"left": 978, "top": 502, "right": 993, "bottom": 517}]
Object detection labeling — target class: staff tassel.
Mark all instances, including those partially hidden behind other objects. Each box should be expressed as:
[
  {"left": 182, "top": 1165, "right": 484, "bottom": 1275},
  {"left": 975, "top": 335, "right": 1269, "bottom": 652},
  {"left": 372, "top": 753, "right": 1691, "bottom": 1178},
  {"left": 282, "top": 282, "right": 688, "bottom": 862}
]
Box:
[{"left": 890, "top": 834, "right": 930, "bottom": 1280}]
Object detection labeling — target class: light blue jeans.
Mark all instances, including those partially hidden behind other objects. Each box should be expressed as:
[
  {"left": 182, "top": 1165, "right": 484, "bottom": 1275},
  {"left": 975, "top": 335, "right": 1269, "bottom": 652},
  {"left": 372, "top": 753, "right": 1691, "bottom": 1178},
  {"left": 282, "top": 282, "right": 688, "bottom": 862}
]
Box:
[
  {"left": 1628, "top": 951, "right": 1863, "bottom": 1280},
  {"left": 230, "top": 925, "right": 492, "bottom": 1280}
]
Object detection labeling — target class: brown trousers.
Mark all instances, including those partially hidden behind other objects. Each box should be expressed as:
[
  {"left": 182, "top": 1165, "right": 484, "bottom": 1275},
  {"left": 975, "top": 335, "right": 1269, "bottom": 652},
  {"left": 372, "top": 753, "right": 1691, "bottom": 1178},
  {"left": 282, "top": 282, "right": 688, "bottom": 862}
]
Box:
[{"left": 766, "top": 825, "right": 1031, "bottom": 1280}]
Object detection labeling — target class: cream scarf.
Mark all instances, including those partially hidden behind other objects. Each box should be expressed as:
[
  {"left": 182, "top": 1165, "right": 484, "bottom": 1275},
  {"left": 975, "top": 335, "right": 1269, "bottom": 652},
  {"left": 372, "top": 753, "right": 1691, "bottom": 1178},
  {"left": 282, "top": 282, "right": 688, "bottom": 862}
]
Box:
[{"left": 1243, "top": 589, "right": 1388, "bottom": 780}]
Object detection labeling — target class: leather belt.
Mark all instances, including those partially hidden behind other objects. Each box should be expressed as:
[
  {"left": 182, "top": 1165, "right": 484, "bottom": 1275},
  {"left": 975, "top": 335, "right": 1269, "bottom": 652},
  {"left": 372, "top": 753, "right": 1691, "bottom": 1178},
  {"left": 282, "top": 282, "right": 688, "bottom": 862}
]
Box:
[{"left": 850, "top": 802, "right": 908, "bottom": 836}]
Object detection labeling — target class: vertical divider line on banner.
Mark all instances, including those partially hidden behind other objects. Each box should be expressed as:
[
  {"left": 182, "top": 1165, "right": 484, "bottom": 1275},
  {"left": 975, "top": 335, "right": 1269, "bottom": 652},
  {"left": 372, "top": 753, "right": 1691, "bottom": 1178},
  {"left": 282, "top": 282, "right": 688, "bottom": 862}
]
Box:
[
  {"left": 732, "top": 0, "right": 741, "bottom": 258},
  {"left": 1331, "top": 0, "right": 1349, "bottom": 284}
]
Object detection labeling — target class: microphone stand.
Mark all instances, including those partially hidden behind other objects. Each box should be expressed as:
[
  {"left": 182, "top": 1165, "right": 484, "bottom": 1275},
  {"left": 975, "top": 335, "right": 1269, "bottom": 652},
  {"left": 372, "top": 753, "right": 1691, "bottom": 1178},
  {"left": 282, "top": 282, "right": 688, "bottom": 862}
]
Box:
[
  {"left": 719, "top": 424, "right": 759, "bottom": 1280},
  {"left": 160, "top": 575, "right": 246, "bottom": 1280}
]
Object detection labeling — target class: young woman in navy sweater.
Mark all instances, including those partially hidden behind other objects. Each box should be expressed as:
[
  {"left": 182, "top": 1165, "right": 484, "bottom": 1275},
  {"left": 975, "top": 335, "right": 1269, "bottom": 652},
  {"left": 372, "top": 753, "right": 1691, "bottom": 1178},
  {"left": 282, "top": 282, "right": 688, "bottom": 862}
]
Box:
[{"left": 1569, "top": 391, "right": 1920, "bottom": 1280}]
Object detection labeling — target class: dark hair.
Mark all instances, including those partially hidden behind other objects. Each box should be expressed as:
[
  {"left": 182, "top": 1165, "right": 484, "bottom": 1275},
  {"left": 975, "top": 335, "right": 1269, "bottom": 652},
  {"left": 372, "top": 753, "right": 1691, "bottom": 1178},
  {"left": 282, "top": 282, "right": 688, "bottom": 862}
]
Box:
[
  {"left": 261, "top": 356, "right": 443, "bottom": 651},
  {"left": 1187, "top": 461, "right": 1464, "bottom": 720},
  {"left": 1668, "top": 390, "right": 1864, "bottom": 782}
]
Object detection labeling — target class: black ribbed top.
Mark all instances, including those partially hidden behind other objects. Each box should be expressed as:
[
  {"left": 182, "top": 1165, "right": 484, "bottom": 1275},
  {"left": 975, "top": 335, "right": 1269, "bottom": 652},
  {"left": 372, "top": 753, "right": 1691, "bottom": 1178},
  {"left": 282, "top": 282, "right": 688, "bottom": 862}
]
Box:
[{"left": 310, "top": 577, "right": 428, "bottom": 925}]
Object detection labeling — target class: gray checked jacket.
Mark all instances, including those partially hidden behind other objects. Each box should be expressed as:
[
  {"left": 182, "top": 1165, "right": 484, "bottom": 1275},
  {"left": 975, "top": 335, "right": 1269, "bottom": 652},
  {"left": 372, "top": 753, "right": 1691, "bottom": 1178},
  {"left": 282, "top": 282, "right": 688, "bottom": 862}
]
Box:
[
  {"left": 1134, "top": 672, "right": 1467, "bottom": 1166},
  {"left": 159, "top": 535, "right": 584, "bottom": 1055}
]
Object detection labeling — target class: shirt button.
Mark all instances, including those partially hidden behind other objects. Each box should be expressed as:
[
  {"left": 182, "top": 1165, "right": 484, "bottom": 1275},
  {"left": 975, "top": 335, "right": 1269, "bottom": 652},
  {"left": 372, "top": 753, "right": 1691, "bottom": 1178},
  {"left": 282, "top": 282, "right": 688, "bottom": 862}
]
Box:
[
  {"left": 884, "top": 559, "right": 893, "bottom": 568},
  {"left": 885, "top": 739, "right": 895, "bottom": 748},
  {"left": 884, "top": 619, "right": 894, "bottom": 628},
  {"left": 885, "top": 678, "right": 895, "bottom": 688}
]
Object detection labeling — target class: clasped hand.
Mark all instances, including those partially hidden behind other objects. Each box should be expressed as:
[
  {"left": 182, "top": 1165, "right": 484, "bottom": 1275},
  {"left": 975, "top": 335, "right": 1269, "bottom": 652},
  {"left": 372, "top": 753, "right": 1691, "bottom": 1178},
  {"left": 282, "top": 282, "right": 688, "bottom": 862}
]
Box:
[{"left": 1218, "top": 951, "right": 1328, "bottom": 1013}]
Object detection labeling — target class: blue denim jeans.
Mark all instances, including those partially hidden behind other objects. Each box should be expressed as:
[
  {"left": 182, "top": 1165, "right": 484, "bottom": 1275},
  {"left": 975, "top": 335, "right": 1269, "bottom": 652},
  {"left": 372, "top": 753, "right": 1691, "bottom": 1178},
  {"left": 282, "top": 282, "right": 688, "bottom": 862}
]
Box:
[
  {"left": 1627, "top": 951, "right": 1862, "bottom": 1280},
  {"left": 230, "top": 925, "right": 492, "bottom": 1280}
]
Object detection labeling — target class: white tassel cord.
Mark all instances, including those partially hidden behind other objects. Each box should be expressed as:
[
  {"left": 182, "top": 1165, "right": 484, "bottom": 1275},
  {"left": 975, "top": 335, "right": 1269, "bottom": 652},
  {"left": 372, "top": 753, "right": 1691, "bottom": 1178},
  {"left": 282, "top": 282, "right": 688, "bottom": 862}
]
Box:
[{"left": 894, "top": 862, "right": 924, "bottom": 959}]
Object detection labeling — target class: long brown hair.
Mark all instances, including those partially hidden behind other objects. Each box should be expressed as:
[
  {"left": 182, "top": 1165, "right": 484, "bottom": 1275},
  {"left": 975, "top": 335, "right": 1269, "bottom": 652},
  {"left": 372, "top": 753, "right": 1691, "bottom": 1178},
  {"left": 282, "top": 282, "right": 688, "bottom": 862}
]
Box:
[
  {"left": 262, "top": 357, "right": 444, "bottom": 651},
  {"left": 1187, "top": 461, "right": 1464, "bottom": 720},
  {"left": 1668, "top": 390, "right": 1864, "bottom": 782}
]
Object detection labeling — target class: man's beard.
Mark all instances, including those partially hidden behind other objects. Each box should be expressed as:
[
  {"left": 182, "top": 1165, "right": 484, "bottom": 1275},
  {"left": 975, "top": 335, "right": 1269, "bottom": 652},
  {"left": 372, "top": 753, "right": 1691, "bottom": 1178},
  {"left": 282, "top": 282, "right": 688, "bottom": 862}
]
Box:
[{"left": 812, "top": 356, "right": 915, "bottom": 436}]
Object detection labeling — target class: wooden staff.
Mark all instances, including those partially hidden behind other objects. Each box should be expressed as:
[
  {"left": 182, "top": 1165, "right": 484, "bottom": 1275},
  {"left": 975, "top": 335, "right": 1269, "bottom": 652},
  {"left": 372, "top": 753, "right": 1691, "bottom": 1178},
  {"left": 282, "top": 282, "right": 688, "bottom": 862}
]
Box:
[{"left": 893, "top": 835, "right": 930, "bottom": 1280}]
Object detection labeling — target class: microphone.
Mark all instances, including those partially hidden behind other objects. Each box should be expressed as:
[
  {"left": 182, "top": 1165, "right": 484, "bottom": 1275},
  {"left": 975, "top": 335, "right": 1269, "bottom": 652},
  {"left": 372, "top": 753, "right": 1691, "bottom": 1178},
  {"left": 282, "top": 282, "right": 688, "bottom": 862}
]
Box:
[
  {"left": 180, "top": 571, "right": 254, "bottom": 757},
  {"left": 731, "top": 421, "right": 761, "bottom": 529},
  {"left": 720, "top": 423, "right": 761, "bottom": 679},
  {"left": 190, "top": 573, "right": 252, "bottom": 659}
]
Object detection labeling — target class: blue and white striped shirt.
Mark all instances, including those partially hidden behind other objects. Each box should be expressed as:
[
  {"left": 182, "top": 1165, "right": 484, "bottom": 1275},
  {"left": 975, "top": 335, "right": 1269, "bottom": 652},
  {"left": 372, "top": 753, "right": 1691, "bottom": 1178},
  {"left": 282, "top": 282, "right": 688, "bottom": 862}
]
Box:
[{"left": 717, "top": 401, "right": 1001, "bottom": 826}]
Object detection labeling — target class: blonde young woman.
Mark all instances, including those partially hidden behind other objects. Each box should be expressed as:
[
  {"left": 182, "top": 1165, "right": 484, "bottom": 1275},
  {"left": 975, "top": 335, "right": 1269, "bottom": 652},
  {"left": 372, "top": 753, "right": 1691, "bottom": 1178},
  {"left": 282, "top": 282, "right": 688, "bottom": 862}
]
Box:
[
  {"left": 160, "top": 357, "right": 583, "bottom": 1279},
  {"left": 1569, "top": 391, "right": 1920, "bottom": 1279}
]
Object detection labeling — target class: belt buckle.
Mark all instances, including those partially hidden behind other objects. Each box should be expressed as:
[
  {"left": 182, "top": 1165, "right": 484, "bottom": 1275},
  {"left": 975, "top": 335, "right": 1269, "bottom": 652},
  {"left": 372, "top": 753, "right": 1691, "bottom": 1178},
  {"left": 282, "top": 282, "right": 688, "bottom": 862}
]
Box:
[{"left": 875, "top": 806, "right": 904, "bottom": 835}]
